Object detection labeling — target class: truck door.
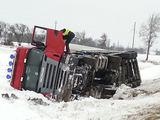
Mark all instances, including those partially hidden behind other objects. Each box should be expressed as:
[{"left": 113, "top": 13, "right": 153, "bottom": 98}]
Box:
[{"left": 31, "top": 26, "right": 65, "bottom": 61}]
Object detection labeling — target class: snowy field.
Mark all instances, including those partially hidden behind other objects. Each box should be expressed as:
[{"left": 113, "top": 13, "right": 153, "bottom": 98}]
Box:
[{"left": 1, "top": 45, "right": 160, "bottom": 120}]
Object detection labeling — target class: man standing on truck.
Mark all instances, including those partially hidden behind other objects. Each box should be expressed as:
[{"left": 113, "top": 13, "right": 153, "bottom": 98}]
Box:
[{"left": 61, "top": 29, "right": 75, "bottom": 53}]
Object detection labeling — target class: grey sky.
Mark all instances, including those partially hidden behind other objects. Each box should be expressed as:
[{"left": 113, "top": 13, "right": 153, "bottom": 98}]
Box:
[{"left": 0, "top": 0, "right": 160, "bottom": 49}]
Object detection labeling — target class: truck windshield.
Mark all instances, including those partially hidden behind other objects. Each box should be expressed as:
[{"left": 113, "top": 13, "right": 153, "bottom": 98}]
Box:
[{"left": 22, "top": 48, "right": 44, "bottom": 91}]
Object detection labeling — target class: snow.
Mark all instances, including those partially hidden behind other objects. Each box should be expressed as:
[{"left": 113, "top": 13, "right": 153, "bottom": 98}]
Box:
[
  {"left": 70, "top": 44, "right": 103, "bottom": 51},
  {"left": 1, "top": 45, "right": 160, "bottom": 120}
]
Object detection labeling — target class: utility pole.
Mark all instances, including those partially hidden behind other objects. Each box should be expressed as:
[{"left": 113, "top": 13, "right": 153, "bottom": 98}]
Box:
[
  {"left": 132, "top": 22, "right": 136, "bottom": 49},
  {"left": 54, "top": 20, "right": 57, "bottom": 30},
  {"left": 117, "top": 40, "right": 119, "bottom": 48}
]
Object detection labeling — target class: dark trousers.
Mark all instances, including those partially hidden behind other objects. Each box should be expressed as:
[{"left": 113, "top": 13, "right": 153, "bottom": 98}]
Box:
[{"left": 63, "top": 31, "right": 75, "bottom": 52}]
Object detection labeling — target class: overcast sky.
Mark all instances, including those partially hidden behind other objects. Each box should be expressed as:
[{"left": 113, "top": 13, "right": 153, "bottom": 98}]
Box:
[{"left": 0, "top": 0, "right": 160, "bottom": 49}]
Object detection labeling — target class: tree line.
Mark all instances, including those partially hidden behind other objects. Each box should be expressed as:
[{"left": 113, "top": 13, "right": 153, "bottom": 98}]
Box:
[
  {"left": 0, "top": 21, "right": 32, "bottom": 46},
  {"left": 0, "top": 13, "right": 160, "bottom": 60},
  {"left": 0, "top": 21, "right": 138, "bottom": 52}
]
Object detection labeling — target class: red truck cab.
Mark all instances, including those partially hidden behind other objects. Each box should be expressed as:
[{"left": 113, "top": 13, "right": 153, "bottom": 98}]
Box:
[{"left": 10, "top": 26, "right": 65, "bottom": 92}]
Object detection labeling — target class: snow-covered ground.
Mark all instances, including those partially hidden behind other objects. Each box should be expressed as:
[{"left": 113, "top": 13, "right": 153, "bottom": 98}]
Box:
[{"left": 0, "top": 45, "right": 160, "bottom": 120}]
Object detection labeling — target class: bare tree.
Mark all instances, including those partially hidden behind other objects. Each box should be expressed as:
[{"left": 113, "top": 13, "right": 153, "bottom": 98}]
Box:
[
  {"left": 0, "top": 22, "right": 13, "bottom": 45},
  {"left": 83, "top": 37, "right": 96, "bottom": 47},
  {"left": 71, "top": 31, "right": 97, "bottom": 47},
  {"left": 106, "top": 38, "right": 110, "bottom": 50},
  {"left": 98, "top": 33, "right": 107, "bottom": 49},
  {"left": 24, "top": 32, "right": 32, "bottom": 43},
  {"left": 0, "top": 21, "right": 7, "bottom": 40},
  {"left": 155, "top": 49, "right": 160, "bottom": 55},
  {"left": 75, "top": 31, "right": 86, "bottom": 45},
  {"left": 0, "top": 22, "right": 3, "bottom": 38},
  {"left": 10, "top": 23, "right": 30, "bottom": 45},
  {"left": 139, "top": 13, "right": 160, "bottom": 61},
  {"left": 98, "top": 33, "right": 110, "bottom": 49}
]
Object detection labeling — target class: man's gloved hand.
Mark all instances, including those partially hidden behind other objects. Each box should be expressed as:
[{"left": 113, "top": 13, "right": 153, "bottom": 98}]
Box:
[{"left": 61, "top": 28, "right": 66, "bottom": 32}]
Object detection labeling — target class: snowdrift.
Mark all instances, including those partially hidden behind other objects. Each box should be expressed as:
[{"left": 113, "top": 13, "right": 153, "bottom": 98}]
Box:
[{"left": 0, "top": 45, "right": 160, "bottom": 120}]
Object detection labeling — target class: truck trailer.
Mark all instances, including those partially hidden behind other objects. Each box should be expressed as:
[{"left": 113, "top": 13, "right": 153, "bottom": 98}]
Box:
[{"left": 8, "top": 26, "right": 141, "bottom": 102}]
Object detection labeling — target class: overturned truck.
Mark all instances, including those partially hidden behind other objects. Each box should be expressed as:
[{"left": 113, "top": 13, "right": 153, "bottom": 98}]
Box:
[{"left": 9, "top": 26, "right": 141, "bottom": 101}]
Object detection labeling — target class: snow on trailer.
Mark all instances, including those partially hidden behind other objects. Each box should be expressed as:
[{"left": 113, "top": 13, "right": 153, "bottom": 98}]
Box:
[{"left": 7, "top": 26, "right": 141, "bottom": 102}]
